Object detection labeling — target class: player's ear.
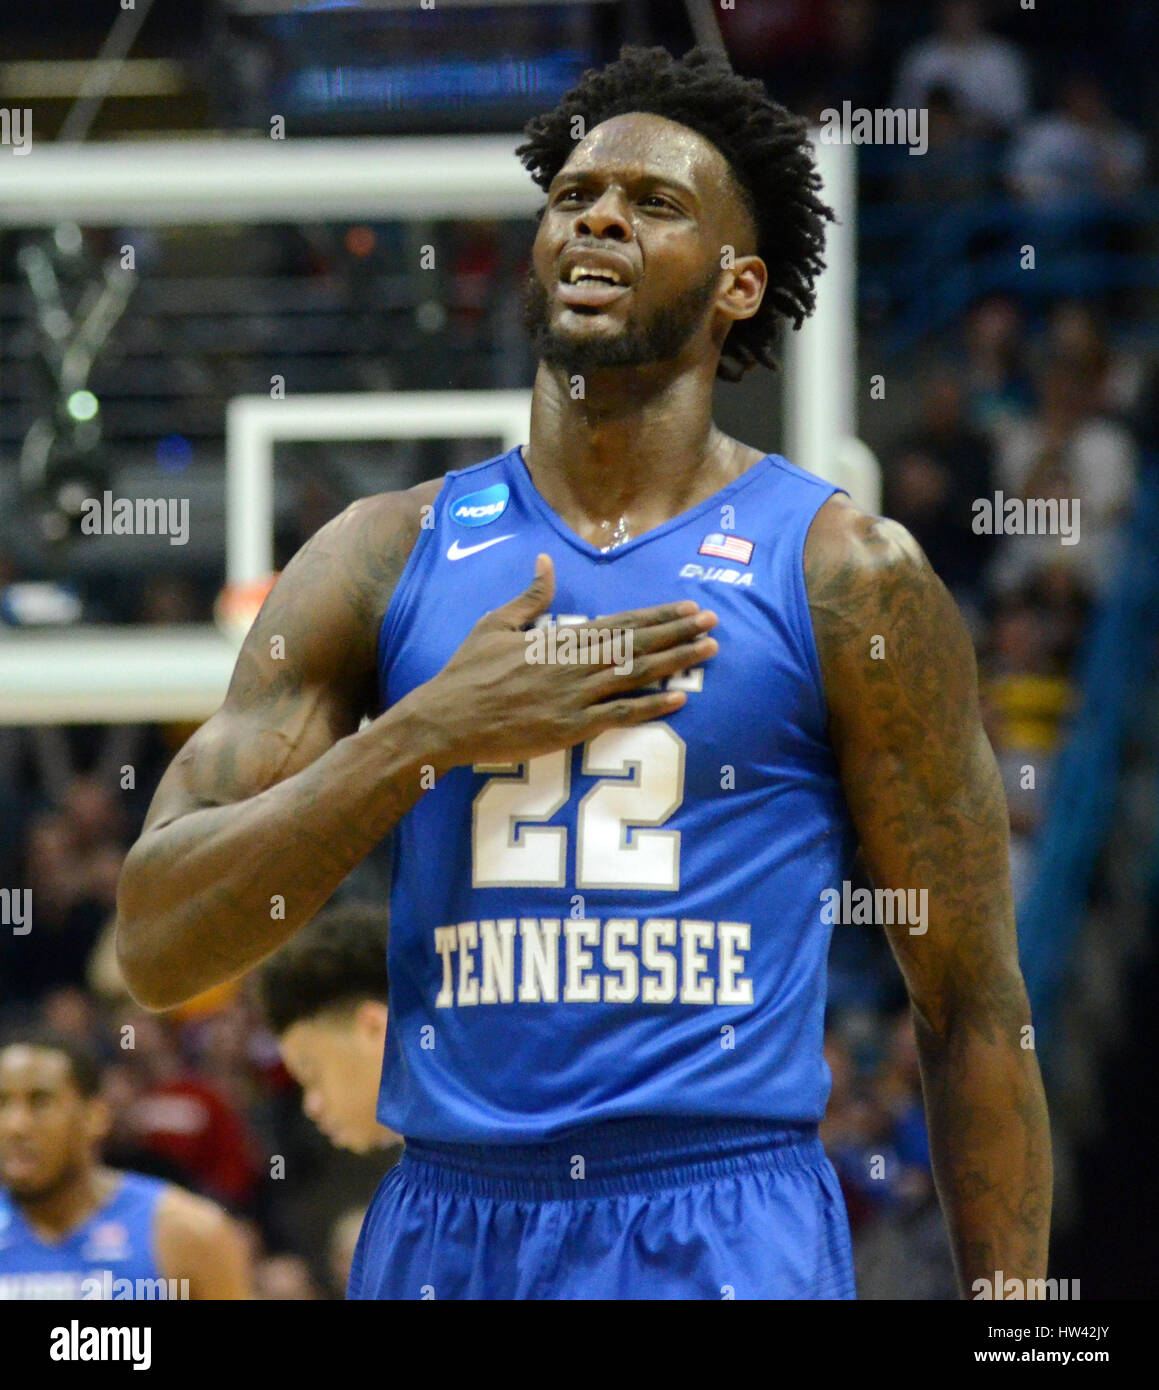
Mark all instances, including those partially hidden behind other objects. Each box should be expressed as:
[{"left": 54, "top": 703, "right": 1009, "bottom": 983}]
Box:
[
  {"left": 355, "top": 1000, "right": 389, "bottom": 1045},
  {"left": 719, "top": 255, "right": 766, "bottom": 325}
]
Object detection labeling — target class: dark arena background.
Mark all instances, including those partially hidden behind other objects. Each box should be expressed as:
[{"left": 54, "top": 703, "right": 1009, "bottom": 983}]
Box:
[{"left": 1, "top": 0, "right": 1157, "bottom": 1332}]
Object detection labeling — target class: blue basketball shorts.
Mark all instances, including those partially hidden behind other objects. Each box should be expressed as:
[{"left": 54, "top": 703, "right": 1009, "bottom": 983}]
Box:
[{"left": 347, "top": 1116, "right": 855, "bottom": 1300}]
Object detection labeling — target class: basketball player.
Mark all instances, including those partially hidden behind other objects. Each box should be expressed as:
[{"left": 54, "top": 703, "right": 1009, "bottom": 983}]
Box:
[
  {"left": 116, "top": 46, "right": 1051, "bottom": 1298},
  {"left": 0, "top": 1031, "right": 252, "bottom": 1298},
  {"left": 259, "top": 902, "right": 402, "bottom": 1154}
]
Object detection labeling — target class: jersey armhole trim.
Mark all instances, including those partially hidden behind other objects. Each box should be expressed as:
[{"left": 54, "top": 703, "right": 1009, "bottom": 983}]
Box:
[
  {"left": 375, "top": 478, "right": 450, "bottom": 706},
  {"left": 794, "top": 487, "right": 846, "bottom": 732}
]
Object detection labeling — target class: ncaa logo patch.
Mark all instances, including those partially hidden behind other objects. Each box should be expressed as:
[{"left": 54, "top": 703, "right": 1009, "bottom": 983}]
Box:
[{"left": 451, "top": 483, "right": 510, "bottom": 527}]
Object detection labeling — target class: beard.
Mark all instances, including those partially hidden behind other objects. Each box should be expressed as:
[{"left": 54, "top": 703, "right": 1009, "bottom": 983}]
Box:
[
  {"left": 2, "top": 1157, "right": 74, "bottom": 1202},
  {"left": 521, "top": 263, "right": 722, "bottom": 373}
]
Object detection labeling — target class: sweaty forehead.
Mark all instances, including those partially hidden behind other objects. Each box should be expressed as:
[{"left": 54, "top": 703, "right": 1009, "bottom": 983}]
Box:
[{"left": 560, "top": 111, "right": 735, "bottom": 202}]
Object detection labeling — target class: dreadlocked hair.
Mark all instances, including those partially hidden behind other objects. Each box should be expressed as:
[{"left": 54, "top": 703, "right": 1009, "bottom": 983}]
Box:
[{"left": 515, "top": 45, "right": 835, "bottom": 382}]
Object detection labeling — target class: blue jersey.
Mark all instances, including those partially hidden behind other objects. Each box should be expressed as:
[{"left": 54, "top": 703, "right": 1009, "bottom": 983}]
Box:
[
  {"left": 0, "top": 1171, "right": 171, "bottom": 1299},
  {"left": 376, "top": 445, "right": 857, "bottom": 1143}
]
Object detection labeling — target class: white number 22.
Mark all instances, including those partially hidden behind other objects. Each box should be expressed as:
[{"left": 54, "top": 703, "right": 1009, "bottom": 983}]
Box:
[{"left": 472, "top": 724, "right": 685, "bottom": 891}]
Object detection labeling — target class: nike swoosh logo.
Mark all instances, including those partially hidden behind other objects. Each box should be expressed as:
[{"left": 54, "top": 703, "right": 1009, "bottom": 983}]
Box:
[{"left": 447, "top": 535, "right": 515, "bottom": 561}]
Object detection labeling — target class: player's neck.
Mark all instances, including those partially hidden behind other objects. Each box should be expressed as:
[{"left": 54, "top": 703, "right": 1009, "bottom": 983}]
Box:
[
  {"left": 20, "top": 1164, "right": 116, "bottom": 1241},
  {"left": 524, "top": 361, "right": 742, "bottom": 527}
]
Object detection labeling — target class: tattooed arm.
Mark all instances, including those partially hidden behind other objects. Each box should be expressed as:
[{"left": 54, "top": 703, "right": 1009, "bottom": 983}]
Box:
[
  {"left": 115, "top": 481, "right": 443, "bottom": 1009},
  {"left": 805, "top": 493, "right": 1051, "bottom": 1295}
]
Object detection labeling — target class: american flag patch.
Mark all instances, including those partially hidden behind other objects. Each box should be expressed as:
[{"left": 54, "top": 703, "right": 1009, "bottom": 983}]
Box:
[{"left": 699, "top": 533, "right": 754, "bottom": 564}]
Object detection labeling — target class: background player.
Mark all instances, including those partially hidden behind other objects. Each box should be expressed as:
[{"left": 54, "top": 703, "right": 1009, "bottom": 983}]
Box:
[
  {"left": 259, "top": 902, "right": 401, "bottom": 1155},
  {"left": 0, "top": 1030, "right": 252, "bottom": 1299},
  {"left": 116, "top": 46, "right": 1051, "bottom": 1298}
]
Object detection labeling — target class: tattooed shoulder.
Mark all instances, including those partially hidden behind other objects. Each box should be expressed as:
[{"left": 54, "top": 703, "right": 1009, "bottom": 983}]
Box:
[
  {"left": 221, "top": 477, "right": 446, "bottom": 721},
  {"left": 805, "top": 495, "right": 927, "bottom": 639},
  {"left": 803, "top": 494, "right": 983, "bottom": 806},
  {"left": 316, "top": 476, "right": 445, "bottom": 634},
  {"left": 804, "top": 494, "right": 973, "bottom": 686}
]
